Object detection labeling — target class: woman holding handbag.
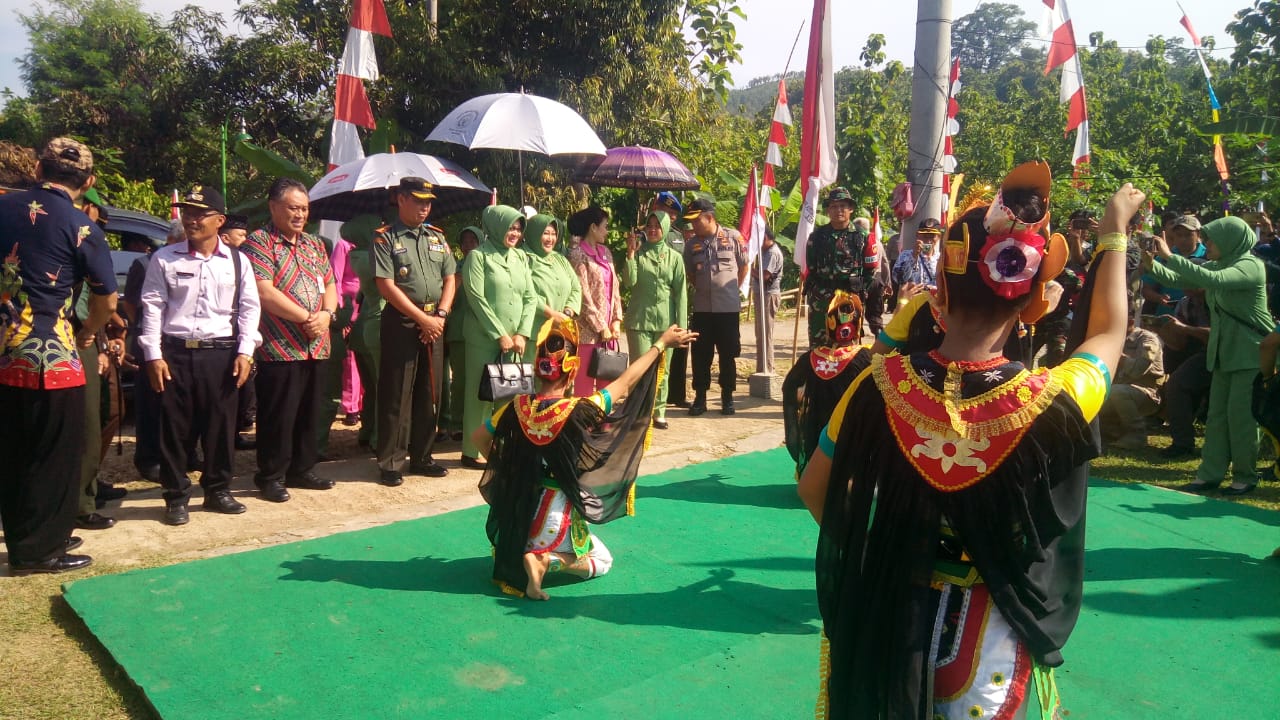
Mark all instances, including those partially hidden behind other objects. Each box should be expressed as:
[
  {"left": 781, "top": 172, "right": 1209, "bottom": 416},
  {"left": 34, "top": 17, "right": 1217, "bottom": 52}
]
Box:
[
  {"left": 460, "top": 206, "right": 538, "bottom": 470},
  {"left": 622, "top": 210, "right": 687, "bottom": 429},
  {"left": 522, "top": 214, "right": 581, "bottom": 366},
  {"left": 567, "top": 206, "right": 623, "bottom": 397}
]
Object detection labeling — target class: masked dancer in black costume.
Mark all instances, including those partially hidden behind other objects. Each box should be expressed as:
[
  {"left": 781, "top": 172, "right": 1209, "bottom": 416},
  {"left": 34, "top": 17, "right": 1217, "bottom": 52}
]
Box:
[
  {"left": 472, "top": 318, "right": 696, "bottom": 600},
  {"left": 798, "top": 163, "right": 1140, "bottom": 719}
]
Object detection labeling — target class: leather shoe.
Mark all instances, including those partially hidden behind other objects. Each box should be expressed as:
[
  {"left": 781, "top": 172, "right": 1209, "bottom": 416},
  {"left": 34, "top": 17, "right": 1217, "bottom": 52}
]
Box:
[
  {"left": 76, "top": 513, "right": 116, "bottom": 530},
  {"left": 1221, "top": 484, "right": 1257, "bottom": 496},
  {"left": 234, "top": 434, "right": 257, "bottom": 451},
  {"left": 379, "top": 470, "right": 404, "bottom": 487},
  {"left": 285, "top": 472, "right": 335, "bottom": 490},
  {"left": 66, "top": 536, "right": 83, "bottom": 552},
  {"left": 10, "top": 554, "right": 93, "bottom": 576},
  {"left": 1181, "top": 480, "right": 1219, "bottom": 494},
  {"left": 96, "top": 483, "right": 127, "bottom": 502},
  {"left": 409, "top": 460, "right": 448, "bottom": 477},
  {"left": 652, "top": 418, "right": 669, "bottom": 430},
  {"left": 460, "top": 455, "right": 488, "bottom": 470},
  {"left": 343, "top": 412, "right": 361, "bottom": 427},
  {"left": 721, "top": 394, "right": 736, "bottom": 416},
  {"left": 202, "top": 491, "right": 247, "bottom": 514},
  {"left": 135, "top": 463, "right": 161, "bottom": 483},
  {"left": 688, "top": 401, "right": 707, "bottom": 417},
  {"left": 257, "top": 481, "right": 291, "bottom": 503},
  {"left": 163, "top": 504, "right": 189, "bottom": 526}
]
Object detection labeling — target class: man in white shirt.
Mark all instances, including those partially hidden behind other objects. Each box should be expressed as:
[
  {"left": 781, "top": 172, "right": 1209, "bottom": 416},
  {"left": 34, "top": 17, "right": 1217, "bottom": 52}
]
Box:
[{"left": 139, "top": 185, "right": 261, "bottom": 525}]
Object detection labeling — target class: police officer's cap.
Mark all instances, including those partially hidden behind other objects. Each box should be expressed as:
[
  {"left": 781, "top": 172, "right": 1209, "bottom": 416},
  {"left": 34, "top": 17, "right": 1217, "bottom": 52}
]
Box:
[
  {"left": 682, "top": 198, "right": 715, "bottom": 221},
  {"left": 653, "top": 191, "right": 683, "bottom": 216},
  {"left": 223, "top": 214, "right": 249, "bottom": 231},
  {"left": 398, "top": 177, "right": 437, "bottom": 201},
  {"left": 173, "top": 184, "right": 226, "bottom": 214},
  {"left": 824, "top": 187, "right": 855, "bottom": 207},
  {"left": 917, "top": 218, "right": 943, "bottom": 235}
]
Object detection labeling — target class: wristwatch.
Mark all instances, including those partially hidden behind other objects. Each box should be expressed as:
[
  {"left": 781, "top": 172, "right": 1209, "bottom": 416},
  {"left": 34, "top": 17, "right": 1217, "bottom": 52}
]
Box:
[{"left": 434, "top": 307, "right": 449, "bottom": 319}]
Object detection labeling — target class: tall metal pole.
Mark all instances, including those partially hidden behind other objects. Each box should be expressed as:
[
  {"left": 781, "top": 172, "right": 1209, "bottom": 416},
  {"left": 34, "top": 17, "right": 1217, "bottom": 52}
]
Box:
[{"left": 903, "top": 0, "right": 952, "bottom": 240}]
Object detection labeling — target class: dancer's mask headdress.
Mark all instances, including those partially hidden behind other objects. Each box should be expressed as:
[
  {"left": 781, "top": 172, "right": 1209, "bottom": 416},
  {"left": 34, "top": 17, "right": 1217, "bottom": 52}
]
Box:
[
  {"left": 825, "top": 290, "right": 864, "bottom": 346},
  {"left": 534, "top": 317, "right": 580, "bottom": 383}
]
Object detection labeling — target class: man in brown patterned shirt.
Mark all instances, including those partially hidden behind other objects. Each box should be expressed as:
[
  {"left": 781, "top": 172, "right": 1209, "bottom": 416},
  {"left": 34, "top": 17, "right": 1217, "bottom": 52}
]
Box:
[{"left": 242, "top": 178, "right": 339, "bottom": 503}]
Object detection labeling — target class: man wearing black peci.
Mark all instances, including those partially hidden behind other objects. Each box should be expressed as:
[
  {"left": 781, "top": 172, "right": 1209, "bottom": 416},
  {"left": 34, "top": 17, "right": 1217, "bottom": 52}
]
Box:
[{"left": 139, "top": 186, "right": 261, "bottom": 525}]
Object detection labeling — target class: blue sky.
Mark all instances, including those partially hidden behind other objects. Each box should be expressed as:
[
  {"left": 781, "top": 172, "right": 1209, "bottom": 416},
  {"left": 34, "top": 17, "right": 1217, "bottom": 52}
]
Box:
[{"left": 0, "top": 0, "right": 1247, "bottom": 98}]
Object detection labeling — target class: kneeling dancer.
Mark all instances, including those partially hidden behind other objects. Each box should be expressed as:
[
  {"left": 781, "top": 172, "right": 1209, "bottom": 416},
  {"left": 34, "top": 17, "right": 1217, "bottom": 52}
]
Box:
[{"left": 473, "top": 318, "right": 696, "bottom": 600}]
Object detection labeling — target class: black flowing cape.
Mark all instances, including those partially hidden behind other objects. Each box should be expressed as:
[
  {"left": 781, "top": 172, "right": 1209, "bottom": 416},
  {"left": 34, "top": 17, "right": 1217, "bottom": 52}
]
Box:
[
  {"left": 479, "top": 362, "right": 661, "bottom": 595},
  {"left": 782, "top": 347, "right": 873, "bottom": 475},
  {"left": 816, "top": 353, "right": 1098, "bottom": 719}
]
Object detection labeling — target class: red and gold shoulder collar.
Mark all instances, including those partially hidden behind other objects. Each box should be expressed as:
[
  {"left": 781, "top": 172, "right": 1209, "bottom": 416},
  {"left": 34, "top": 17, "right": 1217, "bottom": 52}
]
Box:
[
  {"left": 514, "top": 395, "right": 581, "bottom": 446},
  {"left": 872, "top": 353, "right": 1063, "bottom": 491},
  {"left": 810, "top": 345, "right": 861, "bottom": 380}
]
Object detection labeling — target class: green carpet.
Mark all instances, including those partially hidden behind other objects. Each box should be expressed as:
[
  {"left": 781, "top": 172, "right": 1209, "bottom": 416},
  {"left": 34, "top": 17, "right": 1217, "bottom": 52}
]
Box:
[{"left": 63, "top": 449, "right": 1279, "bottom": 719}]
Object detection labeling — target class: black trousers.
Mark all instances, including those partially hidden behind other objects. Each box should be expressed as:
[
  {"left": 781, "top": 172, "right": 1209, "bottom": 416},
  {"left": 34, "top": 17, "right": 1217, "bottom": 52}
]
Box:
[
  {"left": 666, "top": 346, "right": 689, "bottom": 405},
  {"left": 236, "top": 369, "right": 257, "bottom": 431},
  {"left": 0, "top": 385, "right": 84, "bottom": 564},
  {"left": 133, "top": 364, "right": 162, "bottom": 470},
  {"left": 690, "top": 311, "right": 741, "bottom": 395},
  {"left": 254, "top": 359, "right": 322, "bottom": 485},
  {"left": 376, "top": 311, "right": 439, "bottom": 472},
  {"left": 1165, "top": 351, "right": 1212, "bottom": 449},
  {"left": 157, "top": 345, "right": 239, "bottom": 504}
]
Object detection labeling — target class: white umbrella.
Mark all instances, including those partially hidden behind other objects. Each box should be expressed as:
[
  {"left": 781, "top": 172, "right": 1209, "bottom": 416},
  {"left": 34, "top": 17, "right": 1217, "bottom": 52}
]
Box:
[
  {"left": 426, "top": 92, "right": 607, "bottom": 156},
  {"left": 426, "top": 92, "right": 606, "bottom": 203},
  {"left": 308, "top": 152, "right": 492, "bottom": 222}
]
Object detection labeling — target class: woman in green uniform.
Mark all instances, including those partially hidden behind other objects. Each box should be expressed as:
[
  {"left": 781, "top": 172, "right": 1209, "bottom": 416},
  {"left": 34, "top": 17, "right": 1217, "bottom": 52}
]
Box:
[
  {"left": 622, "top": 210, "right": 687, "bottom": 429},
  {"left": 523, "top": 214, "right": 581, "bottom": 366},
  {"left": 1143, "top": 216, "right": 1273, "bottom": 495},
  {"left": 345, "top": 215, "right": 384, "bottom": 452},
  {"left": 460, "top": 206, "right": 538, "bottom": 468},
  {"left": 443, "top": 226, "right": 482, "bottom": 440}
]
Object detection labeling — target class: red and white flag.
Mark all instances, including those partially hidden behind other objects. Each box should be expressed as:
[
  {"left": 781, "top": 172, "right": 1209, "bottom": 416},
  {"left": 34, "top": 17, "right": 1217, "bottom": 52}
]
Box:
[
  {"left": 739, "top": 165, "right": 769, "bottom": 296},
  {"left": 867, "top": 208, "right": 882, "bottom": 268},
  {"left": 328, "top": 0, "right": 392, "bottom": 172},
  {"left": 942, "top": 58, "right": 961, "bottom": 221},
  {"left": 760, "top": 163, "right": 777, "bottom": 210},
  {"left": 1043, "top": 0, "right": 1090, "bottom": 168},
  {"left": 765, "top": 80, "right": 792, "bottom": 168},
  {"left": 169, "top": 188, "right": 180, "bottom": 221},
  {"left": 793, "top": 0, "right": 837, "bottom": 276}
]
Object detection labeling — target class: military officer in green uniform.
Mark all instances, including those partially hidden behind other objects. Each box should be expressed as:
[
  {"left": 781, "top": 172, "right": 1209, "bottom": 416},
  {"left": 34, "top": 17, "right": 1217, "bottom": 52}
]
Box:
[
  {"left": 802, "top": 187, "right": 880, "bottom": 347},
  {"left": 371, "top": 178, "right": 456, "bottom": 486}
]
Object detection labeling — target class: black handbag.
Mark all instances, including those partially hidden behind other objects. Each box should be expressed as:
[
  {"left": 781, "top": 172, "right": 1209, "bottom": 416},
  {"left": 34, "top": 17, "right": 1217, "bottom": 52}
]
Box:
[
  {"left": 478, "top": 352, "right": 534, "bottom": 403},
  {"left": 588, "top": 340, "right": 629, "bottom": 381}
]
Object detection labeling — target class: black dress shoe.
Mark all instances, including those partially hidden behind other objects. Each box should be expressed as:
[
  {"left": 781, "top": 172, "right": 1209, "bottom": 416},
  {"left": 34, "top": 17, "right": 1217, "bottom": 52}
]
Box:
[
  {"left": 379, "top": 470, "right": 404, "bottom": 487},
  {"left": 96, "top": 483, "right": 127, "bottom": 503},
  {"left": 460, "top": 455, "right": 488, "bottom": 470},
  {"left": 163, "top": 504, "right": 190, "bottom": 526},
  {"left": 688, "top": 402, "right": 707, "bottom": 417},
  {"left": 652, "top": 418, "right": 669, "bottom": 430},
  {"left": 721, "top": 395, "right": 736, "bottom": 416},
  {"left": 257, "top": 481, "right": 291, "bottom": 503},
  {"left": 1181, "top": 480, "right": 1219, "bottom": 494},
  {"left": 234, "top": 434, "right": 257, "bottom": 451},
  {"left": 285, "top": 472, "right": 336, "bottom": 490},
  {"left": 343, "top": 412, "right": 361, "bottom": 427},
  {"left": 66, "top": 536, "right": 84, "bottom": 552},
  {"left": 10, "top": 554, "right": 93, "bottom": 576},
  {"left": 135, "top": 463, "right": 161, "bottom": 483},
  {"left": 1221, "top": 484, "right": 1257, "bottom": 496},
  {"left": 409, "top": 460, "right": 449, "bottom": 477},
  {"left": 76, "top": 513, "right": 116, "bottom": 530},
  {"left": 202, "top": 491, "right": 247, "bottom": 514}
]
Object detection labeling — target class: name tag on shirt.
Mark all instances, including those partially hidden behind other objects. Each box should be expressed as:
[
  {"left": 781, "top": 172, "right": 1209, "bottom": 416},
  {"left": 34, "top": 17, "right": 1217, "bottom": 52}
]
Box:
[
  {"left": 177, "top": 271, "right": 195, "bottom": 278},
  {"left": 428, "top": 242, "right": 446, "bottom": 253},
  {"left": 392, "top": 243, "right": 408, "bottom": 255}
]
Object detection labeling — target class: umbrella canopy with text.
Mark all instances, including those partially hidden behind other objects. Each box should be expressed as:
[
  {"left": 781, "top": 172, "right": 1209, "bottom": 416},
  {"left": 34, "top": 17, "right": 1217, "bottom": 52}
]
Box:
[
  {"left": 425, "top": 92, "right": 607, "bottom": 156},
  {"left": 308, "top": 153, "right": 492, "bottom": 222}
]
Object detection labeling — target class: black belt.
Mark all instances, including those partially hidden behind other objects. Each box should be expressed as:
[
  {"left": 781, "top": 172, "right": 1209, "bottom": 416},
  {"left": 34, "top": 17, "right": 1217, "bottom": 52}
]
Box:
[{"left": 162, "top": 335, "right": 237, "bottom": 350}]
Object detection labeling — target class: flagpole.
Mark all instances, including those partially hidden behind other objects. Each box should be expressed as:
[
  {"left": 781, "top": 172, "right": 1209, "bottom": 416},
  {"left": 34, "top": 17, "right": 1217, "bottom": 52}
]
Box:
[{"left": 903, "top": 0, "right": 953, "bottom": 243}]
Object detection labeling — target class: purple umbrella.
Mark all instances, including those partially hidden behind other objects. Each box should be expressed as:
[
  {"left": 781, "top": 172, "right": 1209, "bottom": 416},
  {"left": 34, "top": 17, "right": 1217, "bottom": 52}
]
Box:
[{"left": 572, "top": 146, "right": 700, "bottom": 190}]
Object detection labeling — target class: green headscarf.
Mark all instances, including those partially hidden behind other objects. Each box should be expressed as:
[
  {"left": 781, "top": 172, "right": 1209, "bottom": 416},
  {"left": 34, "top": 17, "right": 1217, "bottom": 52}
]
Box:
[
  {"left": 457, "top": 225, "right": 484, "bottom": 252},
  {"left": 645, "top": 210, "right": 672, "bottom": 242},
  {"left": 523, "top": 214, "right": 561, "bottom": 257},
  {"left": 340, "top": 214, "right": 383, "bottom": 249},
  {"left": 481, "top": 205, "right": 524, "bottom": 254},
  {"left": 1201, "top": 216, "right": 1257, "bottom": 267}
]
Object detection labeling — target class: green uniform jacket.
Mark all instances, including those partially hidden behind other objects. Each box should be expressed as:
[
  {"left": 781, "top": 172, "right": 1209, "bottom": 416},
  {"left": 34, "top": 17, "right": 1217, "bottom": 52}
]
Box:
[
  {"left": 1144, "top": 216, "right": 1271, "bottom": 372},
  {"left": 371, "top": 219, "right": 456, "bottom": 308},
  {"left": 348, "top": 248, "right": 384, "bottom": 357},
  {"left": 462, "top": 222, "right": 538, "bottom": 345},
  {"left": 623, "top": 239, "right": 687, "bottom": 332}
]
